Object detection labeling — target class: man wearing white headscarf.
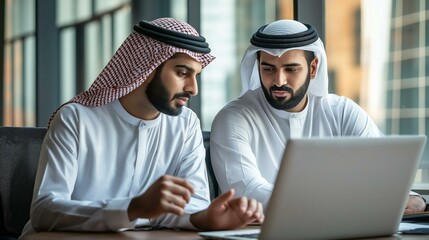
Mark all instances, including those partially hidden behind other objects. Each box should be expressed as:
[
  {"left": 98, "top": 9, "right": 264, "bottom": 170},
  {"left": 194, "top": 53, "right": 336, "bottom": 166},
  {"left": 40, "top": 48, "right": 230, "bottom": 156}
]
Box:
[
  {"left": 210, "top": 19, "right": 425, "bottom": 213},
  {"left": 19, "top": 18, "right": 264, "bottom": 239}
]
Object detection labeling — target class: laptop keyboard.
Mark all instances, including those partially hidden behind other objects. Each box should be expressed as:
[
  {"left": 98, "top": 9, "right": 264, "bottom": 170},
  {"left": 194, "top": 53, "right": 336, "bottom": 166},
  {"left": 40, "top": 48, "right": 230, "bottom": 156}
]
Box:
[
  {"left": 402, "top": 211, "right": 429, "bottom": 222},
  {"left": 231, "top": 233, "right": 260, "bottom": 239}
]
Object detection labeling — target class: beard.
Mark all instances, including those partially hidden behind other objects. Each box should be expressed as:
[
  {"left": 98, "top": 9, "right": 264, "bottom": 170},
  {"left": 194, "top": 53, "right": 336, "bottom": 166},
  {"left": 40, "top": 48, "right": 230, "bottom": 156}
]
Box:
[
  {"left": 146, "top": 68, "right": 191, "bottom": 116},
  {"left": 261, "top": 72, "right": 311, "bottom": 111}
]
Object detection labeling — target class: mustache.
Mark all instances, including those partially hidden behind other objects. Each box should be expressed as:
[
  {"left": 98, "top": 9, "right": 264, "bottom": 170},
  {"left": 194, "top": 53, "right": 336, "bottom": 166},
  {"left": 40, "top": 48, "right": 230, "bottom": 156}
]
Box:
[
  {"left": 269, "top": 85, "right": 293, "bottom": 93},
  {"left": 172, "top": 92, "right": 191, "bottom": 100}
]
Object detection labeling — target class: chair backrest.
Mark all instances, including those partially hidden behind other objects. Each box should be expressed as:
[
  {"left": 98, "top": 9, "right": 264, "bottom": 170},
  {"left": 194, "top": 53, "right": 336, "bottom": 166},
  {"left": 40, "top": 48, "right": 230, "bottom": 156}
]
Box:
[
  {"left": 202, "top": 131, "right": 219, "bottom": 200},
  {"left": 0, "top": 127, "right": 47, "bottom": 238}
]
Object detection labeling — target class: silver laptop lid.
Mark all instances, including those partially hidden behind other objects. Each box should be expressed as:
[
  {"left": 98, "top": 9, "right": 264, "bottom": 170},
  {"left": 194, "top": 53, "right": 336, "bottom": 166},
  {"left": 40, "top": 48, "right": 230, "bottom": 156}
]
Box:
[{"left": 261, "top": 136, "right": 426, "bottom": 240}]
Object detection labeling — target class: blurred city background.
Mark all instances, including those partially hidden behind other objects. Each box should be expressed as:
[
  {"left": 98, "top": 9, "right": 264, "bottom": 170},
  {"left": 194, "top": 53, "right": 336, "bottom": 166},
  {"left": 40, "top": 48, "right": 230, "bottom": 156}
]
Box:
[{"left": 2, "top": 0, "right": 428, "bottom": 189}]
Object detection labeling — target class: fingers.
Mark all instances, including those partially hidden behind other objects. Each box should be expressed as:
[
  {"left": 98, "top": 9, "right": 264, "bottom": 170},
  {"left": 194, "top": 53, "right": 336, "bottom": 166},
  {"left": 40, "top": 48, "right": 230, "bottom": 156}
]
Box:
[
  {"left": 193, "top": 189, "right": 265, "bottom": 230},
  {"left": 255, "top": 202, "right": 264, "bottom": 223},
  {"left": 212, "top": 189, "right": 235, "bottom": 206},
  {"left": 157, "top": 175, "right": 195, "bottom": 212},
  {"left": 160, "top": 188, "right": 188, "bottom": 209},
  {"left": 404, "top": 195, "right": 426, "bottom": 214},
  {"left": 129, "top": 175, "right": 195, "bottom": 220},
  {"left": 160, "top": 195, "right": 187, "bottom": 215},
  {"left": 245, "top": 198, "right": 257, "bottom": 217},
  {"left": 160, "top": 176, "right": 195, "bottom": 203},
  {"left": 234, "top": 197, "right": 264, "bottom": 221},
  {"left": 222, "top": 191, "right": 264, "bottom": 223},
  {"left": 164, "top": 176, "right": 195, "bottom": 197}
]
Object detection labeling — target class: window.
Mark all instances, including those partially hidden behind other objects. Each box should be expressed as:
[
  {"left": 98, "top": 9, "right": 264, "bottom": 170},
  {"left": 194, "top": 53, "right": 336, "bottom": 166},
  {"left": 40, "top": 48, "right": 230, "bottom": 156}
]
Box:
[
  {"left": 2, "top": 0, "right": 429, "bottom": 189},
  {"left": 57, "top": 0, "right": 131, "bottom": 102},
  {"left": 199, "top": 0, "right": 293, "bottom": 130},
  {"left": 327, "top": 0, "right": 429, "bottom": 188},
  {"left": 3, "top": 0, "right": 36, "bottom": 126}
]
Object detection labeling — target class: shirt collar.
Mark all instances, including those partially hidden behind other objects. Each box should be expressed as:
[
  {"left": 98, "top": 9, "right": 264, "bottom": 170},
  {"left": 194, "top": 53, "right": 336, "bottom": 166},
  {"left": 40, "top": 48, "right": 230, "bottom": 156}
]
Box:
[{"left": 112, "top": 99, "right": 161, "bottom": 128}]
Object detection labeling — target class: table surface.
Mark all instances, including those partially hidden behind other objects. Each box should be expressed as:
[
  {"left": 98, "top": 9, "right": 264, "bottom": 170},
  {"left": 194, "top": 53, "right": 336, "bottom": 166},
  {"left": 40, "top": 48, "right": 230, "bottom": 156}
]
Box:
[{"left": 20, "top": 227, "right": 429, "bottom": 240}]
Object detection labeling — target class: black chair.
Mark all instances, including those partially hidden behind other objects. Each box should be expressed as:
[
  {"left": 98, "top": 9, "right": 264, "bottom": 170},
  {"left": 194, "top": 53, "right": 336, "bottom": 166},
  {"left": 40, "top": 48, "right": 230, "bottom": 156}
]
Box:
[
  {"left": 0, "top": 127, "right": 47, "bottom": 239},
  {"left": 202, "top": 131, "right": 219, "bottom": 200}
]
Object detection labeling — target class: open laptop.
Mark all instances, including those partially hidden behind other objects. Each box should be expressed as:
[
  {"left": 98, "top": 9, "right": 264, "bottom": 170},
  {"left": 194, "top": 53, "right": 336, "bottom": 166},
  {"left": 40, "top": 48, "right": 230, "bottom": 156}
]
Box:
[{"left": 199, "top": 135, "right": 427, "bottom": 240}]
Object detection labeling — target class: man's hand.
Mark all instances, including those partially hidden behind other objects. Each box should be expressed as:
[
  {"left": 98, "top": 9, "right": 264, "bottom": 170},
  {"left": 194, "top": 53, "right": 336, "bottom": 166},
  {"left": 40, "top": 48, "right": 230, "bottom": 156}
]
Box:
[
  {"left": 404, "top": 195, "right": 426, "bottom": 215},
  {"left": 127, "top": 175, "right": 195, "bottom": 221},
  {"left": 190, "top": 189, "right": 264, "bottom": 230}
]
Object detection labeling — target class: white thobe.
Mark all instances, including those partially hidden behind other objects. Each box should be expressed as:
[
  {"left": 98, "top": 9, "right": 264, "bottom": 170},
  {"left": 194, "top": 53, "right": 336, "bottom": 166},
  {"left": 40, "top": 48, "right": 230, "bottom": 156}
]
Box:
[
  {"left": 210, "top": 88, "right": 383, "bottom": 208},
  {"left": 20, "top": 100, "right": 210, "bottom": 238}
]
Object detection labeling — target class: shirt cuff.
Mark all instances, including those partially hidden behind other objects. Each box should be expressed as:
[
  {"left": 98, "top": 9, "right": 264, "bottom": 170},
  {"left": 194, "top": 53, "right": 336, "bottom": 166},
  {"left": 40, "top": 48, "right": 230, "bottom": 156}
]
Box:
[
  {"left": 104, "top": 197, "right": 136, "bottom": 231},
  {"left": 409, "top": 191, "right": 420, "bottom": 196}
]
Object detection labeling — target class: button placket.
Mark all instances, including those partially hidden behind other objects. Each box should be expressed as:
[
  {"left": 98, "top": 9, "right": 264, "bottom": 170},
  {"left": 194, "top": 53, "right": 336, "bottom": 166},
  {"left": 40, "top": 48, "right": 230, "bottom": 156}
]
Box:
[
  {"left": 290, "top": 114, "right": 301, "bottom": 138},
  {"left": 130, "top": 123, "right": 147, "bottom": 195}
]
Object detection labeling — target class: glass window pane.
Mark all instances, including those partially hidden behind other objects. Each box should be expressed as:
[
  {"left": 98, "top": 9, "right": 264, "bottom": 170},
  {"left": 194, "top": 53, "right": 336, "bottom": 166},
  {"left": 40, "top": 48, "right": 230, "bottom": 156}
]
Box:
[
  {"left": 390, "top": 27, "right": 401, "bottom": 52},
  {"left": 424, "top": 117, "right": 429, "bottom": 165},
  {"left": 399, "top": 117, "right": 418, "bottom": 134},
  {"left": 56, "top": 0, "right": 91, "bottom": 26},
  {"left": 426, "top": 19, "right": 429, "bottom": 46},
  {"left": 113, "top": 6, "right": 131, "bottom": 51},
  {"left": 333, "top": 0, "right": 429, "bottom": 184},
  {"left": 13, "top": 40, "right": 23, "bottom": 126},
  {"left": 95, "top": 0, "right": 129, "bottom": 14},
  {"left": 402, "top": 0, "right": 420, "bottom": 15},
  {"left": 75, "top": 0, "right": 92, "bottom": 23},
  {"left": 5, "top": 0, "right": 12, "bottom": 39},
  {"left": 9, "top": 0, "right": 35, "bottom": 37},
  {"left": 101, "top": 15, "right": 113, "bottom": 65},
  {"left": 385, "top": 118, "right": 392, "bottom": 134},
  {"left": 15, "top": 0, "right": 35, "bottom": 36},
  {"left": 200, "top": 0, "right": 278, "bottom": 130},
  {"left": 3, "top": 44, "right": 13, "bottom": 125},
  {"left": 56, "top": 0, "right": 74, "bottom": 26},
  {"left": 426, "top": 86, "right": 429, "bottom": 106},
  {"left": 401, "top": 23, "right": 419, "bottom": 50},
  {"left": 386, "top": 89, "right": 393, "bottom": 108},
  {"left": 170, "top": 0, "right": 187, "bottom": 21},
  {"left": 387, "top": 61, "right": 394, "bottom": 80},
  {"left": 24, "top": 37, "right": 36, "bottom": 126},
  {"left": 201, "top": 0, "right": 238, "bottom": 130},
  {"left": 391, "top": 0, "right": 398, "bottom": 17},
  {"left": 60, "top": 28, "right": 76, "bottom": 103},
  {"left": 400, "top": 58, "right": 419, "bottom": 79},
  {"left": 84, "top": 22, "right": 101, "bottom": 89},
  {"left": 400, "top": 88, "right": 419, "bottom": 108},
  {"left": 426, "top": 56, "right": 429, "bottom": 76},
  {"left": 425, "top": 117, "right": 429, "bottom": 141}
]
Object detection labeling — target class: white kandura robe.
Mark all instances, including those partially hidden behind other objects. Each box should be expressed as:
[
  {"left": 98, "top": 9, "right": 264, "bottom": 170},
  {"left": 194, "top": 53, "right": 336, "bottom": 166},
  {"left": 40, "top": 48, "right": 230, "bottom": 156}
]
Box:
[
  {"left": 20, "top": 100, "right": 210, "bottom": 238},
  {"left": 210, "top": 87, "right": 384, "bottom": 208}
]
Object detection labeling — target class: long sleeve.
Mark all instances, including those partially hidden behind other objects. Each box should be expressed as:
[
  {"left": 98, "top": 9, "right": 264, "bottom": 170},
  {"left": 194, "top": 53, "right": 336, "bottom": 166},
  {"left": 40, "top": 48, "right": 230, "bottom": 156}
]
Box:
[
  {"left": 210, "top": 106, "right": 275, "bottom": 209},
  {"left": 29, "top": 105, "right": 137, "bottom": 232}
]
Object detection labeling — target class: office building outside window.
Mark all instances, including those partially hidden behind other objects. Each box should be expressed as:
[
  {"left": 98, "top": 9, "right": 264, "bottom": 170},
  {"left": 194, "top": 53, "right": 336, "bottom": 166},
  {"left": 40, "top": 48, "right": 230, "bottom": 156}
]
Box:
[
  {"left": 326, "top": 0, "right": 429, "bottom": 187},
  {"left": 2, "top": 0, "right": 429, "bottom": 188},
  {"left": 385, "top": 0, "right": 429, "bottom": 187}
]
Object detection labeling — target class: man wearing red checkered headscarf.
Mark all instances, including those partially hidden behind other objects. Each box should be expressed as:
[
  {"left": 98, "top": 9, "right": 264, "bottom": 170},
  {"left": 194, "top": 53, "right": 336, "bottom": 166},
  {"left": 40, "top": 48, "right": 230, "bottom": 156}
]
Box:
[{"left": 20, "top": 18, "right": 263, "bottom": 238}]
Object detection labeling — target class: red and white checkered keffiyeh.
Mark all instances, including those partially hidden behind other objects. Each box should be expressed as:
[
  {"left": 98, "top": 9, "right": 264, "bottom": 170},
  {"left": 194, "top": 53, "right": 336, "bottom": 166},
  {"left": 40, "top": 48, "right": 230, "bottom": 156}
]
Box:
[{"left": 48, "top": 18, "right": 215, "bottom": 127}]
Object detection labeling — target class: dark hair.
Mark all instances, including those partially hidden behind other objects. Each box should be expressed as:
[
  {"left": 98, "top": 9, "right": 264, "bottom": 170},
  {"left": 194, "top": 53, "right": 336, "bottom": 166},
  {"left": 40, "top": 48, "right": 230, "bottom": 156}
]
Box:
[{"left": 304, "top": 51, "right": 315, "bottom": 67}]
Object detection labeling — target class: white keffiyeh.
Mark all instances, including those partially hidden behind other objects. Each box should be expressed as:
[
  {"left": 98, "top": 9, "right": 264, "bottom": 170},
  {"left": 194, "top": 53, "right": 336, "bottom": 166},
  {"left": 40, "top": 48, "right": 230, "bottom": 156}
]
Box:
[{"left": 240, "top": 19, "right": 329, "bottom": 97}]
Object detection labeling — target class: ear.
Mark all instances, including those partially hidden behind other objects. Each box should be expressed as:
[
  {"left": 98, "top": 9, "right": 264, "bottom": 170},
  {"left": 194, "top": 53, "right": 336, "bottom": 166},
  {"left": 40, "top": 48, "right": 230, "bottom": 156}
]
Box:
[{"left": 310, "top": 57, "right": 318, "bottom": 79}]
